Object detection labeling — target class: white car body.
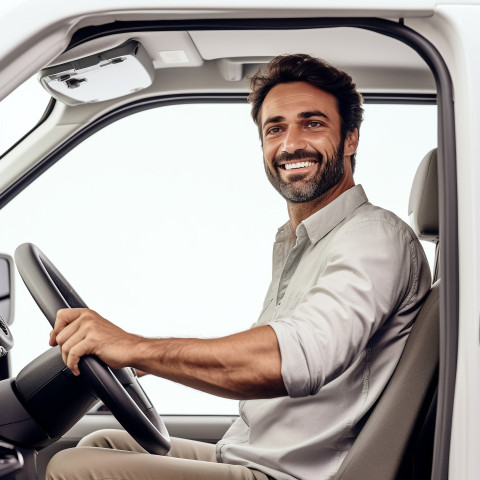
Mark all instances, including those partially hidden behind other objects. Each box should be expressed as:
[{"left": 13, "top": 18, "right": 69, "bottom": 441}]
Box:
[{"left": 0, "top": 1, "right": 479, "bottom": 479}]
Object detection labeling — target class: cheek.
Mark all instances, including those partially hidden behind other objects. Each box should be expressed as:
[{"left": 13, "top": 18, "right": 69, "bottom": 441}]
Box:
[
  {"left": 262, "top": 144, "right": 276, "bottom": 165},
  {"left": 314, "top": 136, "right": 340, "bottom": 156},
  {"left": 263, "top": 155, "right": 274, "bottom": 174}
]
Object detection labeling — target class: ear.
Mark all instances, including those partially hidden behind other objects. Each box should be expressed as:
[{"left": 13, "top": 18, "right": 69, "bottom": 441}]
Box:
[{"left": 343, "top": 128, "right": 359, "bottom": 157}]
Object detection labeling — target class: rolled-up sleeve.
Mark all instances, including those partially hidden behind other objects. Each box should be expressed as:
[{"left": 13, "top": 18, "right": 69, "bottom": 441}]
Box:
[{"left": 269, "top": 218, "right": 418, "bottom": 398}]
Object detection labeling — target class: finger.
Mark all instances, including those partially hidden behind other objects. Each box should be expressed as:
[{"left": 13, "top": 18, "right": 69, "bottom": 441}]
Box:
[
  {"left": 50, "top": 308, "right": 78, "bottom": 347},
  {"left": 67, "top": 338, "right": 100, "bottom": 376},
  {"left": 57, "top": 326, "right": 87, "bottom": 363},
  {"left": 49, "top": 330, "right": 58, "bottom": 347},
  {"left": 54, "top": 308, "right": 89, "bottom": 333},
  {"left": 60, "top": 332, "right": 93, "bottom": 376},
  {"left": 64, "top": 343, "right": 82, "bottom": 376},
  {"left": 55, "top": 317, "right": 83, "bottom": 348},
  {"left": 53, "top": 308, "right": 91, "bottom": 348}
]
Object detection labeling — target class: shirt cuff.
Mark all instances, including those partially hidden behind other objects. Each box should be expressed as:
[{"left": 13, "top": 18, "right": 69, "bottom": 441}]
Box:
[{"left": 269, "top": 319, "right": 323, "bottom": 398}]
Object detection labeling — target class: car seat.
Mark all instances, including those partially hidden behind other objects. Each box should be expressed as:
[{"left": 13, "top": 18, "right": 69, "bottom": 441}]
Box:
[{"left": 334, "top": 148, "right": 439, "bottom": 480}]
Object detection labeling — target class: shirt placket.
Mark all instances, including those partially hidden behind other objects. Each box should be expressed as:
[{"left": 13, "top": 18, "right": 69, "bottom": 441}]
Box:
[{"left": 275, "top": 236, "right": 308, "bottom": 308}]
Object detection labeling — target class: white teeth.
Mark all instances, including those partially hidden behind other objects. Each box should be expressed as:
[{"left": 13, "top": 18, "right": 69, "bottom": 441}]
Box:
[{"left": 284, "top": 161, "right": 315, "bottom": 170}]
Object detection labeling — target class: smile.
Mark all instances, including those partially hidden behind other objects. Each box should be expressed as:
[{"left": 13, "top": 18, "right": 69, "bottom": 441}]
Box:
[{"left": 282, "top": 161, "right": 317, "bottom": 170}]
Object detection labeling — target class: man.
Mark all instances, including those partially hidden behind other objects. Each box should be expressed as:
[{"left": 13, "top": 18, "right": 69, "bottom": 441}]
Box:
[{"left": 46, "top": 54, "right": 431, "bottom": 480}]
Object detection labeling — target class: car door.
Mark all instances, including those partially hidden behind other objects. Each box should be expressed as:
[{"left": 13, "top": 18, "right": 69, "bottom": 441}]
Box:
[{"left": 0, "top": 6, "right": 462, "bottom": 480}]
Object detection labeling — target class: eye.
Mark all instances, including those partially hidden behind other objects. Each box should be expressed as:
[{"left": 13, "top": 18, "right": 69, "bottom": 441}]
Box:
[
  {"left": 265, "top": 126, "right": 282, "bottom": 136},
  {"left": 306, "top": 120, "right": 324, "bottom": 128}
]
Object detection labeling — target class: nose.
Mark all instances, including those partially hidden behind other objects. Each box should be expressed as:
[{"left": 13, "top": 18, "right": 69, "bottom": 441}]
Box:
[{"left": 281, "top": 125, "right": 307, "bottom": 153}]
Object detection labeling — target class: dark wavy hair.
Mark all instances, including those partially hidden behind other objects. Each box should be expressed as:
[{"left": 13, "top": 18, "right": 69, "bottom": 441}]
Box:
[{"left": 248, "top": 54, "right": 363, "bottom": 171}]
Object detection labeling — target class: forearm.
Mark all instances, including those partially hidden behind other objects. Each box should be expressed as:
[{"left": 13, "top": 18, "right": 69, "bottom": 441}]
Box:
[
  {"left": 51, "top": 309, "right": 286, "bottom": 400},
  {"left": 130, "top": 325, "right": 287, "bottom": 400}
]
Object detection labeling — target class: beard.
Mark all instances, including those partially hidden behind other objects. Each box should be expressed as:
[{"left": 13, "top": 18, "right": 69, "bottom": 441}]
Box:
[{"left": 265, "top": 140, "right": 345, "bottom": 204}]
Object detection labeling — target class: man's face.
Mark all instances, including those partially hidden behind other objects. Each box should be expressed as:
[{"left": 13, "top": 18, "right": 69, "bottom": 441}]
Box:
[{"left": 260, "top": 81, "right": 347, "bottom": 204}]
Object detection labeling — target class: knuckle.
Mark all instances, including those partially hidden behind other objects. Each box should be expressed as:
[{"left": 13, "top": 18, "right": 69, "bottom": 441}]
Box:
[{"left": 56, "top": 308, "right": 68, "bottom": 321}]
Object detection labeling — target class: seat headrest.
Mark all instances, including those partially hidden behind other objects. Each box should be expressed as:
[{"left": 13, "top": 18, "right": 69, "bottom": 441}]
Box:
[{"left": 408, "top": 148, "right": 439, "bottom": 242}]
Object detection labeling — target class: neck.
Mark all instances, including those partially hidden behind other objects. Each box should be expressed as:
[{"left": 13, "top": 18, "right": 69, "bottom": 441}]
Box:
[{"left": 287, "top": 174, "right": 355, "bottom": 233}]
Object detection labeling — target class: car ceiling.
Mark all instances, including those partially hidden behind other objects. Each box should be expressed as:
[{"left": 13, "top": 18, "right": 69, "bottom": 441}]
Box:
[{"left": 47, "top": 27, "right": 435, "bottom": 96}]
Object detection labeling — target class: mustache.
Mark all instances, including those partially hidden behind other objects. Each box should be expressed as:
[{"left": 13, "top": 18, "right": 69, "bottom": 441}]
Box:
[{"left": 274, "top": 150, "right": 323, "bottom": 166}]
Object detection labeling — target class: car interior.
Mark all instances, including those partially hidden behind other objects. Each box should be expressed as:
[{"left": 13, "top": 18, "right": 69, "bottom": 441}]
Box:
[{"left": 0, "top": 14, "right": 455, "bottom": 480}]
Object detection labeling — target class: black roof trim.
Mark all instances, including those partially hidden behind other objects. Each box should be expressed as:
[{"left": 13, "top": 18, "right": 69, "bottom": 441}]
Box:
[{"left": 363, "top": 93, "right": 436, "bottom": 104}]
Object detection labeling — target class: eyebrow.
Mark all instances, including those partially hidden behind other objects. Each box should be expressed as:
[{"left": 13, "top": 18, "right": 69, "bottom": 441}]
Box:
[
  {"left": 299, "top": 110, "right": 328, "bottom": 120},
  {"left": 262, "top": 110, "right": 329, "bottom": 130}
]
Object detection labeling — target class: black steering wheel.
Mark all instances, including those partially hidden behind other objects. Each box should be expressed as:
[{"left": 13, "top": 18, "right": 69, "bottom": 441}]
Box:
[{"left": 14, "top": 243, "right": 170, "bottom": 455}]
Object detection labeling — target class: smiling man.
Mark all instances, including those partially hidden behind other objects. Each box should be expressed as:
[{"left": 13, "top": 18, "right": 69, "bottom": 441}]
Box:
[
  {"left": 47, "top": 55, "right": 431, "bottom": 480},
  {"left": 259, "top": 80, "right": 357, "bottom": 227}
]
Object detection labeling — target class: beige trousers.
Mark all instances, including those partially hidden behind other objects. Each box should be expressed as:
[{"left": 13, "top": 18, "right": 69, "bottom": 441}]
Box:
[{"left": 45, "top": 429, "right": 270, "bottom": 480}]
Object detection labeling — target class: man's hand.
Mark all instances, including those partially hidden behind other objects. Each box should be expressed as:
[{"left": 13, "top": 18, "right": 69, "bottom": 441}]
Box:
[{"left": 49, "top": 308, "right": 141, "bottom": 376}]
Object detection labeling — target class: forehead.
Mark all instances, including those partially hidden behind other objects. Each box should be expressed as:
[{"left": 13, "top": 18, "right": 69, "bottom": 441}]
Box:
[{"left": 260, "top": 81, "right": 340, "bottom": 125}]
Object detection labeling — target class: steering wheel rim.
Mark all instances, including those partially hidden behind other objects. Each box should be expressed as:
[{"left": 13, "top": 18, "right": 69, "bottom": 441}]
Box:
[{"left": 14, "top": 242, "right": 171, "bottom": 455}]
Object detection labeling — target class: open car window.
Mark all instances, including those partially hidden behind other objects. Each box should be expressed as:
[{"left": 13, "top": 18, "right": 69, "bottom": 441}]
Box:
[{"left": 0, "top": 100, "right": 437, "bottom": 415}]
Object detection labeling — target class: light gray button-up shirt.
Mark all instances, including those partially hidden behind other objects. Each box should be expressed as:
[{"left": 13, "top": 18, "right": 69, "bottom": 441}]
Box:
[{"left": 216, "top": 185, "right": 432, "bottom": 480}]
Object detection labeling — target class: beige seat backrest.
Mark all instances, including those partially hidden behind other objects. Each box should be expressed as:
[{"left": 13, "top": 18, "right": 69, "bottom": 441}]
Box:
[{"left": 334, "top": 149, "right": 439, "bottom": 480}]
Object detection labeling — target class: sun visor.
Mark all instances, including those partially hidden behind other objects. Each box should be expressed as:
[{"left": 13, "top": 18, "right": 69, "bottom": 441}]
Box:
[{"left": 38, "top": 40, "right": 154, "bottom": 106}]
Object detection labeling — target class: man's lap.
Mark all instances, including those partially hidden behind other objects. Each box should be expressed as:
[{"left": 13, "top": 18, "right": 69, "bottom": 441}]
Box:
[{"left": 46, "top": 430, "right": 269, "bottom": 480}]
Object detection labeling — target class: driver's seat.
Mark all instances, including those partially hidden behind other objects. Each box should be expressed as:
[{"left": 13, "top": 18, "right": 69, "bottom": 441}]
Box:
[{"left": 334, "top": 148, "right": 440, "bottom": 480}]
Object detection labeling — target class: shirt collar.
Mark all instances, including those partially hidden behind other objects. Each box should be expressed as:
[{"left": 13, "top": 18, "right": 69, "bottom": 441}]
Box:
[
  {"left": 276, "top": 185, "right": 368, "bottom": 245},
  {"left": 301, "top": 184, "right": 368, "bottom": 244}
]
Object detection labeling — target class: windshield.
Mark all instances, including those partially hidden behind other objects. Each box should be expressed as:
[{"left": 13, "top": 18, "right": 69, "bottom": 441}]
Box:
[{"left": 0, "top": 75, "right": 51, "bottom": 156}]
